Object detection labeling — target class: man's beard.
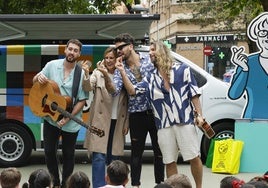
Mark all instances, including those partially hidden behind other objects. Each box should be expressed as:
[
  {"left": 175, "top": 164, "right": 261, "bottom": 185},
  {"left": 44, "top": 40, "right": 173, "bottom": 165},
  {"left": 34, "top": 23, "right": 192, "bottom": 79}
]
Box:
[
  {"left": 66, "top": 55, "right": 76, "bottom": 63},
  {"left": 118, "top": 53, "right": 126, "bottom": 61},
  {"left": 122, "top": 55, "right": 127, "bottom": 61}
]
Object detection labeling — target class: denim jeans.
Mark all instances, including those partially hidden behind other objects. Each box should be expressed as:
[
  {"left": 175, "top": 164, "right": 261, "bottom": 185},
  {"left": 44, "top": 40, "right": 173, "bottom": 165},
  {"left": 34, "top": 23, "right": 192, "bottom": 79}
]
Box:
[
  {"left": 92, "top": 152, "right": 120, "bottom": 188},
  {"left": 92, "top": 152, "right": 106, "bottom": 188},
  {"left": 43, "top": 121, "right": 78, "bottom": 188},
  {"left": 92, "top": 120, "right": 120, "bottom": 188},
  {"left": 129, "top": 110, "right": 164, "bottom": 186}
]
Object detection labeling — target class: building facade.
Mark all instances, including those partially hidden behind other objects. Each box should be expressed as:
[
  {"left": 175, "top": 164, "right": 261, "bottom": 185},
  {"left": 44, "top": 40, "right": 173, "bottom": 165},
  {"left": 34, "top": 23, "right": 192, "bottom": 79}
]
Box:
[{"left": 148, "top": 0, "right": 249, "bottom": 80}]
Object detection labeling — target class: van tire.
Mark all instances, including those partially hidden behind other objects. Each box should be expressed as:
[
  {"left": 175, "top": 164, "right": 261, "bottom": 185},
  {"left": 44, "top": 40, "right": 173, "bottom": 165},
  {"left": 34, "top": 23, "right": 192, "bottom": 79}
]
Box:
[
  {"left": 0, "top": 122, "right": 33, "bottom": 167},
  {"left": 200, "top": 121, "right": 234, "bottom": 163}
]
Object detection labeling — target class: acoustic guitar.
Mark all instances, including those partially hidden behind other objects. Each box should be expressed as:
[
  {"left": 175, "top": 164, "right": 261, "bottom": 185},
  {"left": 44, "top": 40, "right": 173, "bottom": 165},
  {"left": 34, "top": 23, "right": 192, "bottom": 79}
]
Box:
[{"left": 28, "top": 80, "right": 104, "bottom": 137}]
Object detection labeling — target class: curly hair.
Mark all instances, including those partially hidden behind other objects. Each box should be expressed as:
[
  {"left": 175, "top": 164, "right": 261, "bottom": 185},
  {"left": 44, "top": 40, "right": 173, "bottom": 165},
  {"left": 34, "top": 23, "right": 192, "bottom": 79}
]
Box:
[
  {"left": 151, "top": 41, "right": 174, "bottom": 79},
  {"left": 114, "top": 33, "right": 135, "bottom": 45}
]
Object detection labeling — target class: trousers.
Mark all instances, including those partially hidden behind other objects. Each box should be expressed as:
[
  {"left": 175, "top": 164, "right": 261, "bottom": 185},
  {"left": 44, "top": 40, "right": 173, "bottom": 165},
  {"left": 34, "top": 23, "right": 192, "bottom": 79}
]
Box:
[
  {"left": 43, "top": 121, "right": 78, "bottom": 187},
  {"left": 92, "top": 120, "right": 120, "bottom": 188},
  {"left": 129, "top": 110, "right": 164, "bottom": 186}
]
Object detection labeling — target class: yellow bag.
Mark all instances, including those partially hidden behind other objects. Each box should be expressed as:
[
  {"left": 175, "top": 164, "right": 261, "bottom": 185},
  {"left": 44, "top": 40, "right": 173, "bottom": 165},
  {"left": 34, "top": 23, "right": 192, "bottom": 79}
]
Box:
[{"left": 212, "top": 139, "right": 244, "bottom": 174}]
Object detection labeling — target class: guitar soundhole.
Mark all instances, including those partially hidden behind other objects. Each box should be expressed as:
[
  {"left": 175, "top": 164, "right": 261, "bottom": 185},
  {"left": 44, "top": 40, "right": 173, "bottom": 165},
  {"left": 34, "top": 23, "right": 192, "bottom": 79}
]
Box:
[{"left": 51, "top": 102, "right": 58, "bottom": 111}]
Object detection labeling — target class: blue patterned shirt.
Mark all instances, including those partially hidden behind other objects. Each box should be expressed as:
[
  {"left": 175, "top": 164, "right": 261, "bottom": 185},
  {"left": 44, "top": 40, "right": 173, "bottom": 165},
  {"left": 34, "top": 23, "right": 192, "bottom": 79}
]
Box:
[
  {"left": 113, "top": 52, "right": 155, "bottom": 113},
  {"left": 134, "top": 62, "right": 201, "bottom": 129}
]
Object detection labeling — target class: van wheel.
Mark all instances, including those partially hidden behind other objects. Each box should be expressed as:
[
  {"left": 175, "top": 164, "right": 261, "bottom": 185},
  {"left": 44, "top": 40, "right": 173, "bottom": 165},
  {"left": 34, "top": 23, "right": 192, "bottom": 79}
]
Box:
[
  {"left": 0, "top": 122, "right": 33, "bottom": 167},
  {"left": 200, "top": 121, "right": 234, "bottom": 163}
]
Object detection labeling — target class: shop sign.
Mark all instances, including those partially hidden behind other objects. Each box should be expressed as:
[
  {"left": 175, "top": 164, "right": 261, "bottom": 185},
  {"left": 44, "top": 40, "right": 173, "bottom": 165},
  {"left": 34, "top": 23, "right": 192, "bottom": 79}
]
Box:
[{"left": 176, "top": 34, "right": 243, "bottom": 43}]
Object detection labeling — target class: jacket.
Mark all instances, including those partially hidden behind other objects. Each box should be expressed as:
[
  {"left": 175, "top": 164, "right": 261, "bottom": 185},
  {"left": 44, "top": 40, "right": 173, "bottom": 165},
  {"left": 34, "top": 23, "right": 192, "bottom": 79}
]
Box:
[{"left": 83, "top": 69, "right": 129, "bottom": 155}]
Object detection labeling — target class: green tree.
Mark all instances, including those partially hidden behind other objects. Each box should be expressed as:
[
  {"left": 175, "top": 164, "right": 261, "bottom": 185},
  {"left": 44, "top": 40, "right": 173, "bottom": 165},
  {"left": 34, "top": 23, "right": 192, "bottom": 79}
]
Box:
[
  {"left": 192, "top": 0, "right": 265, "bottom": 30},
  {"left": 0, "top": 0, "right": 138, "bottom": 14},
  {"left": 191, "top": 0, "right": 267, "bottom": 52}
]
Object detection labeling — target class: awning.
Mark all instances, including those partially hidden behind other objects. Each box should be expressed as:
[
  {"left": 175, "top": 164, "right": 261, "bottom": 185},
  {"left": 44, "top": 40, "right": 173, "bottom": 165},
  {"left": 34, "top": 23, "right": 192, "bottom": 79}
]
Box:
[{"left": 0, "top": 14, "right": 160, "bottom": 42}]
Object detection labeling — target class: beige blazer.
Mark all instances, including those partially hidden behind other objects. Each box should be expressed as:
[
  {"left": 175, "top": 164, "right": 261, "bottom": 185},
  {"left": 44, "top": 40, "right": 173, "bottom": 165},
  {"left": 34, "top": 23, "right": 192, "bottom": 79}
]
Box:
[{"left": 83, "top": 69, "right": 129, "bottom": 156}]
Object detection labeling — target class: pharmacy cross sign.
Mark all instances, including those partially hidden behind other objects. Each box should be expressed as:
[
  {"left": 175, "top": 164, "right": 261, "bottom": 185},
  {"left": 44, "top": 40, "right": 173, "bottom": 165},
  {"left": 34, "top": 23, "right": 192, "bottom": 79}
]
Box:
[{"left": 219, "top": 52, "right": 225, "bottom": 59}]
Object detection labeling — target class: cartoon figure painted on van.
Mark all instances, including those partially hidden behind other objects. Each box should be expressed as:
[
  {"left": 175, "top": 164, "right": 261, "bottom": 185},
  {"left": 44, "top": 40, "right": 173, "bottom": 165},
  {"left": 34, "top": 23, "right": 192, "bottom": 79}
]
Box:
[{"left": 228, "top": 12, "right": 268, "bottom": 119}]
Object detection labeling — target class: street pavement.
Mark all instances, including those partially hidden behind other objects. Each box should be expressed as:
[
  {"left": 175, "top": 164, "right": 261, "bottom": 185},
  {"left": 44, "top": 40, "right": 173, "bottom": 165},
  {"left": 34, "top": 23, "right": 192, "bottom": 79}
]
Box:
[{"left": 0, "top": 151, "right": 264, "bottom": 188}]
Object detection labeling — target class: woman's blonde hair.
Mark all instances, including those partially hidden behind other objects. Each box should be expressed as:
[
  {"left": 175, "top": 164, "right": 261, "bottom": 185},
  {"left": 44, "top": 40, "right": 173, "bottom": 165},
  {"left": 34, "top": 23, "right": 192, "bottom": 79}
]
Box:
[{"left": 151, "top": 41, "right": 174, "bottom": 79}]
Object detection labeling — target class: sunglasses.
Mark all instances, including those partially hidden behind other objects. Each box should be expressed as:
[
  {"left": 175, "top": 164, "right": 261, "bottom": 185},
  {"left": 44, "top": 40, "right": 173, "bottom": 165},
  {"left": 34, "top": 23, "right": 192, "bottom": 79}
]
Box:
[{"left": 115, "top": 43, "right": 130, "bottom": 51}]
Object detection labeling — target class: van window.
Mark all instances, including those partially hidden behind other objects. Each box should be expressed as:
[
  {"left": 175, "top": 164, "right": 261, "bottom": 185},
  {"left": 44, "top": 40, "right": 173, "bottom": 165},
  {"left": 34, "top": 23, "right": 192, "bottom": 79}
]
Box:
[{"left": 190, "top": 67, "right": 207, "bottom": 87}]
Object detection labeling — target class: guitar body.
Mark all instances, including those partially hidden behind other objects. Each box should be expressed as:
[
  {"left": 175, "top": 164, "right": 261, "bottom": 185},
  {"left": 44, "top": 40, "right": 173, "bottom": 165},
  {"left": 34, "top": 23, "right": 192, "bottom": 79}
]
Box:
[
  {"left": 29, "top": 80, "right": 72, "bottom": 122},
  {"left": 29, "top": 80, "right": 105, "bottom": 137}
]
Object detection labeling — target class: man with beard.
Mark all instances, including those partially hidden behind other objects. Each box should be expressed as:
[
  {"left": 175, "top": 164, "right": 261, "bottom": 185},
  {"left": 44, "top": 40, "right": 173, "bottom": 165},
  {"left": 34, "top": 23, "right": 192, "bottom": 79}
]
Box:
[
  {"left": 115, "top": 41, "right": 204, "bottom": 188},
  {"left": 32, "top": 39, "right": 88, "bottom": 188},
  {"left": 104, "top": 33, "right": 164, "bottom": 188}
]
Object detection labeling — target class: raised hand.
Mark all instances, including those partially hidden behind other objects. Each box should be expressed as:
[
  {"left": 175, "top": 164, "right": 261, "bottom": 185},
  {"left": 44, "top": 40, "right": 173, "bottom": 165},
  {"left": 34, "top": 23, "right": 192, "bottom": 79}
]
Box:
[
  {"left": 81, "top": 60, "right": 92, "bottom": 78},
  {"left": 97, "top": 60, "right": 108, "bottom": 76},
  {"left": 231, "top": 46, "right": 249, "bottom": 71},
  {"left": 115, "top": 56, "right": 125, "bottom": 73}
]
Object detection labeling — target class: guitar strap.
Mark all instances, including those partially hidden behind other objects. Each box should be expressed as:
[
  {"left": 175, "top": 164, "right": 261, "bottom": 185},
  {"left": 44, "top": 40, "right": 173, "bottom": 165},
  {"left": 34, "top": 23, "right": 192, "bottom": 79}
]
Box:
[{"left": 71, "top": 64, "right": 82, "bottom": 109}]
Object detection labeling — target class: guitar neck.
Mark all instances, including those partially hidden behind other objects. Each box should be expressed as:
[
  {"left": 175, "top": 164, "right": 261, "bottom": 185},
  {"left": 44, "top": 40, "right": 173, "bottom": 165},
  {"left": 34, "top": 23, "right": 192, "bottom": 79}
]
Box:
[
  {"left": 51, "top": 103, "right": 104, "bottom": 137},
  {"left": 55, "top": 105, "right": 88, "bottom": 128}
]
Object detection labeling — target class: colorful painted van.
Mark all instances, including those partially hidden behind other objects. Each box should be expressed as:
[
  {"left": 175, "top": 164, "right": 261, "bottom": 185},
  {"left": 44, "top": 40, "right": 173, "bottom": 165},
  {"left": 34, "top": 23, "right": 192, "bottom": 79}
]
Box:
[
  {"left": 0, "top": 44, "right": 246, "bottom": 167},
  {"left": 0, "top": 44, "right": 109, "bottom": 167}
]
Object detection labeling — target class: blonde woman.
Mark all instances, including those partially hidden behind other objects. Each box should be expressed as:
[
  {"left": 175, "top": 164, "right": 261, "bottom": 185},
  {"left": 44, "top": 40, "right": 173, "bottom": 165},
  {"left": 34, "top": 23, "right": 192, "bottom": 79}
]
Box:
[{"left": 82, "top": 47, "right": 129, "bottom": 188}]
